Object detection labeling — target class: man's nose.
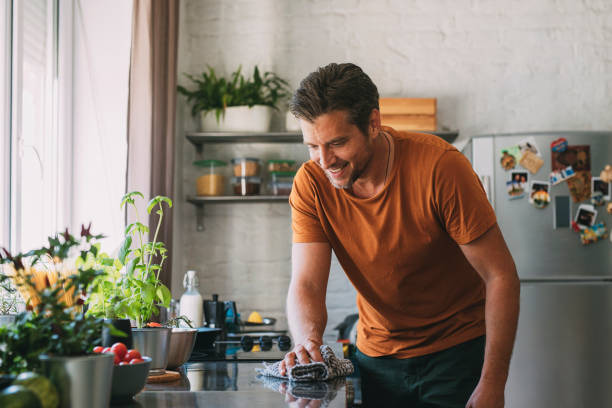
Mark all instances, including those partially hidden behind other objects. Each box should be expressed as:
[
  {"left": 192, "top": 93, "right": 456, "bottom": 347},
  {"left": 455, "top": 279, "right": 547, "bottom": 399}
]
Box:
[{"left": 319, "top": 147, "right": 334, "bottom": 169}]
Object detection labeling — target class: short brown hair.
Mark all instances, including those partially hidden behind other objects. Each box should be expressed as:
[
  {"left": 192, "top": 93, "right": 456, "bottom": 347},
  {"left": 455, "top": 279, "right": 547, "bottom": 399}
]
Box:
[{"left": 289, "top": 63, "right": 379, "bottom": 136}]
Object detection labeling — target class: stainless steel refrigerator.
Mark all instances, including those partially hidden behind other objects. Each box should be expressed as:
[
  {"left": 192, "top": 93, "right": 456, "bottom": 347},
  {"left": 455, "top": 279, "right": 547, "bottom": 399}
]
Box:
[{"left": 462, "top": 131, "right": 612, "bottom": 407}]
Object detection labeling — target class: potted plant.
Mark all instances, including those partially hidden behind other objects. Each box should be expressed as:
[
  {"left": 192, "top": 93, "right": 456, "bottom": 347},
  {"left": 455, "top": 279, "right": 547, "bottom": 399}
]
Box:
[
  {"left": 86, "top": 192, "right": 173, "bottom": 375},
  {"left": 177, "top": 65, "right": 290, "bottom": 132},
  {"left": 0, "top": 279, "right": 20, "bottom": 327},
  {"left": 0, "top": 225, "right": 116, "bottom": 408}
]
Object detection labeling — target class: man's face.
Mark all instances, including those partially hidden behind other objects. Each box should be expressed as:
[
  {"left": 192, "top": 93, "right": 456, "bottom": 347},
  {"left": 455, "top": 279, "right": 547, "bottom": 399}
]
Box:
[{"left": 300, "top": 110, "right": 376, "bottom": 189}]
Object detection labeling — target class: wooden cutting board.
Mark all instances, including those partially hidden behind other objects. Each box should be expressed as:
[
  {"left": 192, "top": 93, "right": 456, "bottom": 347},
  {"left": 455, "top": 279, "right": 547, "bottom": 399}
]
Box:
[
  {"left": 147, "top": 370, "right": 181, "bottom": 383},
  {"left": 379, "top": 98, "right": 437, "bottom": 131}
]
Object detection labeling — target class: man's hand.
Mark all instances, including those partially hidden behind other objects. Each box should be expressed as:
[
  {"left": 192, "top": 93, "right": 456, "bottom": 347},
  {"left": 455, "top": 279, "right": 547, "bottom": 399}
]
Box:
[
  {"left": 279, "top": 382, "right": 323, "bottom": 408},
  {"left": 279, "top": 339, "right": 324, "bottom": 376},
  {"left": 465, "top": 378, "right": 505, "bottom": 408}
]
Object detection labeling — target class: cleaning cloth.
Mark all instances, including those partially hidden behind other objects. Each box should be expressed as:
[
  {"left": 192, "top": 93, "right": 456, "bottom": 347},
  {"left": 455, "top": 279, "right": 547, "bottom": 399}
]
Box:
[{"left": 256, "top": 344, "right": 354, "bottom": 382}]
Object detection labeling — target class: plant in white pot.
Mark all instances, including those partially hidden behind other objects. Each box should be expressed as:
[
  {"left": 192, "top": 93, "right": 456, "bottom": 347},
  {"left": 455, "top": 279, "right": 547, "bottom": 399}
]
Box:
[
  {"left": 177, "top": 65, "right": 290, "bottom": 132},
  {"left": 0, "top": 226, "right": 116, "bottom": 408},
  {"left": 86, "top": 192, "right": 173, "bottom": 376}
]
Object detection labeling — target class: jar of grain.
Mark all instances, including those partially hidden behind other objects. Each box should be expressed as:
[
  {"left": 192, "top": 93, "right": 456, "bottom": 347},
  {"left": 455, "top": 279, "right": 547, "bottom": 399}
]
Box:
[
  {"left": 194, "top": 159, "right": 227, "bottom": 196},
  {"left": 231, "top": 158, "right": 261, "bottom": 177}
]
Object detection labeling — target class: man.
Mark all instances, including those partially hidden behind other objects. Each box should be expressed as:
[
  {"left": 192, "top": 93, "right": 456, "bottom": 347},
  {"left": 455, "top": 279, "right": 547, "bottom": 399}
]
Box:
[{"left": 280, "top": 63, "right": 520, "bottom": 408}]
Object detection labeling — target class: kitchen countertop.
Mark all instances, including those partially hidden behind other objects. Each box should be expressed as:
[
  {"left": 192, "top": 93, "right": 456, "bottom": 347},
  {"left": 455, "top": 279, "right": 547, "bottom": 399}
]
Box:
[{"left": 111, "top": 360, "right": 356, "bottom": 407}]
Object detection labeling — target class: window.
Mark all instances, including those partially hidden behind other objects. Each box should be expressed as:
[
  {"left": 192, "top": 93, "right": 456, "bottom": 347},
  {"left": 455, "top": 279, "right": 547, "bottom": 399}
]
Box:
[
  {"left": 1, "top": 0, "right": 131, "bottom": 254},
  {"left": 0, "top": 2, "right": 10, "bottom": 249}
]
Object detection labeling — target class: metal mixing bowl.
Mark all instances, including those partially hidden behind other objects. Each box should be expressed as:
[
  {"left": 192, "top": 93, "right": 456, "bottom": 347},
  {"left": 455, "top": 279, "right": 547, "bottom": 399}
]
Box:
[{"left": 166, "top": 328, "right": 197, "bottom": 369}]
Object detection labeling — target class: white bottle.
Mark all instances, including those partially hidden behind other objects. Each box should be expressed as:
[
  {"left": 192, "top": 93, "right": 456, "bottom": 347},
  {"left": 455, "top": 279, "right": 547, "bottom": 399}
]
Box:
[{"left": 179, "top": 270, "right": 203, "bottom": 328}]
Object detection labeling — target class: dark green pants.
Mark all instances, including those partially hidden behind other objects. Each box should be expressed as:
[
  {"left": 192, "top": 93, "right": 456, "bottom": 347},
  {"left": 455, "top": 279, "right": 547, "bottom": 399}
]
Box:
[{"left": 356, "top": 336, "right": 485, "bottom": 408}]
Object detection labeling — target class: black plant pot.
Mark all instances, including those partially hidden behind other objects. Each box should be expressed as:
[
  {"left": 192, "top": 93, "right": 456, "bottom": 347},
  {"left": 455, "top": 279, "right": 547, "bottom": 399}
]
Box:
[{"left": 102, "top": 318, "right": 133, "bottom": 348}]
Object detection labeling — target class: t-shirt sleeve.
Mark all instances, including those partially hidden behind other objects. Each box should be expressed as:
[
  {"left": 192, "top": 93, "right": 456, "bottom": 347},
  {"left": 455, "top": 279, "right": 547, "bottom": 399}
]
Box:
[
  {"left": 433, "top": 150, "right": 497, "bottom": 245},
  {"left": 289, "top": 166, "right": 329, "bottom": 243}
]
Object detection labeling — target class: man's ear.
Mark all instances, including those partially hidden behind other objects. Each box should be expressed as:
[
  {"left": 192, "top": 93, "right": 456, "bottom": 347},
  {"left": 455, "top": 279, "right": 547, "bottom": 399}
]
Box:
[{"left": 368, "top": 109, "right": 382, "bottom": 138}]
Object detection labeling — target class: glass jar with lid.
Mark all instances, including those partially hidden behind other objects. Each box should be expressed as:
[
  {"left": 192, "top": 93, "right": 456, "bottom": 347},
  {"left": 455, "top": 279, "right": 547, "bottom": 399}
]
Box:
[
  {"left": 231, "top": 176, "right": 261, "bottom": 196},
  {"left": 194, "top": 159, "right": 227, "bottom": 196},
  {"left": 231, "top": 158, "right": 261, "bottom": 177}
]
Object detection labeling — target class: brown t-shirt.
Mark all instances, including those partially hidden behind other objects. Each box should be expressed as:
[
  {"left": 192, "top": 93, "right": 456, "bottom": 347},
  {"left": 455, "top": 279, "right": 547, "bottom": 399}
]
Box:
[{"left": 289, "top": 127, "right": 497, "bottom": 358}]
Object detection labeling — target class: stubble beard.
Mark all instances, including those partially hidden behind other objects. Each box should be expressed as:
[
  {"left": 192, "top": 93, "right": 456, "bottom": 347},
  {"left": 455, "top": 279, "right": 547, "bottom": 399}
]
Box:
[
  {"left": 324, "top": 154, "right": 372, "bottom": 190},
  {"left": 325, "top": 165, "right": 354, "bottom": 190}
]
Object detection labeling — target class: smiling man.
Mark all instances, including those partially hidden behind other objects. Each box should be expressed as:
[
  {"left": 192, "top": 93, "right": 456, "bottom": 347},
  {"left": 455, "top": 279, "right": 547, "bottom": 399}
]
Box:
[{"left": 281, "top": 63, "right": 520, "bottom": 408}]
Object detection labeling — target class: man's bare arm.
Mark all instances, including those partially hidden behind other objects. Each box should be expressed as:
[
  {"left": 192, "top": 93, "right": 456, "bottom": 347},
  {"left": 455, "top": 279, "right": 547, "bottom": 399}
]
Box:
[
  {"left": 460, "top": 224, "right": 520, "bottom": 408},
  {"left": 280, "top": 242, "right": 332, "bottom": 376}
]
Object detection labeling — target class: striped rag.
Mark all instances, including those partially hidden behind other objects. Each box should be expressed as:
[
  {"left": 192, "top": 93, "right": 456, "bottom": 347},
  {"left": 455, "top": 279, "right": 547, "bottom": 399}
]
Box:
[{"left": 256, "top": 344, "right": 354, "bottom": 382}]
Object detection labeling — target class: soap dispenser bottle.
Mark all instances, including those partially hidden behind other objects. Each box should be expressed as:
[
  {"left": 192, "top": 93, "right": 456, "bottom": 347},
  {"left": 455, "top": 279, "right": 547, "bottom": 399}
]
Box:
[{"left": 179, "top": 270, "right": 203, "bottom": 327}]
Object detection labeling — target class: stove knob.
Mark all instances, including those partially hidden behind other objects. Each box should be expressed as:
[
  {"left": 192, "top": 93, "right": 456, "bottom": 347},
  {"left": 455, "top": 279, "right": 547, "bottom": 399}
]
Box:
[
  {"left": 277, "top": 335, "right": 291, "bottom": 351},
  {"left": 240, "top": 335, "right": 254, "bottom": 352},
  {"left": 259, "top": 335, "right": 273, "bottom": 351}
]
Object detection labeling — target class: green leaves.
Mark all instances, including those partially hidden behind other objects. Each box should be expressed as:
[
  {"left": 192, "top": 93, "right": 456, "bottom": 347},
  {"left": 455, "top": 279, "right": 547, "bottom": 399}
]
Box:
[
  {"left": 0, "top": 229, "right": 108, "bottom": 374},
  {"left": 118, "top": 236, "right": 132, "bottom": 265},
  {"left": 147, "top": 195, "right": 173, "bottom": 215},
  {"left": 177, "top": 65, "right": 291, "bottom": 120},
  {"left": 121, "top": 191, "right": 144, "bottom": 209},
  {"left": 86, "top": 191, "right": 173, "bottom": 328}
]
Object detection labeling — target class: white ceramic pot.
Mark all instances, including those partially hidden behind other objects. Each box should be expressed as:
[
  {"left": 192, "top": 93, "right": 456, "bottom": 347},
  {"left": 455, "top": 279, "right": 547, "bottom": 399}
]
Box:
[{"left": 200, "top": 105, "right": 273, "bottom": 132}]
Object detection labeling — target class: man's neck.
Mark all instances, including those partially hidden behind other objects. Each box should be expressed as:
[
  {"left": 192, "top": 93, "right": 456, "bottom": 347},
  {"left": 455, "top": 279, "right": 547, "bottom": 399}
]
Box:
[{"left": 350, "top": 131, "right": 393, "bottom": 198}]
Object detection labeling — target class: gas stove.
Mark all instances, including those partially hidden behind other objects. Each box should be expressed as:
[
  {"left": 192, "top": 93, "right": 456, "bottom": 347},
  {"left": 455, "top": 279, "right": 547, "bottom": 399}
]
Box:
[{"left": 188, "top": 330, "right": 291, "bottom": 363}]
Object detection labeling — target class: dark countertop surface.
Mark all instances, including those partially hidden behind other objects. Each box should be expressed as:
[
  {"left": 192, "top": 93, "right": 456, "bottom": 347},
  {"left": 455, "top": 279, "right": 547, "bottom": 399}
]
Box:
[{"left": 111, "top": 360, "right": 356, "bottom": 408}]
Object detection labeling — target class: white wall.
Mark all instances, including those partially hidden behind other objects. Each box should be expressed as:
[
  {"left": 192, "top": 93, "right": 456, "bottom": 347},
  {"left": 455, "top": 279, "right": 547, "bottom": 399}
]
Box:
[
  {"left": 176, "top": 0, "right": 612, "bottom": 336},
  {"left": 72, "top": 0, "right": 132, "bottom": 252}
]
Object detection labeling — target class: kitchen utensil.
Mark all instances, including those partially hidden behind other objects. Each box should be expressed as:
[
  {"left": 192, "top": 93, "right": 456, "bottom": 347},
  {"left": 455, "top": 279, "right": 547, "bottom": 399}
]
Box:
[
  {"left": 166, "top": 328, "right": 197, "bottom": 369},
  {"left": 204, "top": 294, "right": 225, "bottom": 329},
  {"left": 110, "top": 356, "right": 152, "bottom": 403},
  {"left": 131, "top": 327, "right": 172, "bottom": 376}
]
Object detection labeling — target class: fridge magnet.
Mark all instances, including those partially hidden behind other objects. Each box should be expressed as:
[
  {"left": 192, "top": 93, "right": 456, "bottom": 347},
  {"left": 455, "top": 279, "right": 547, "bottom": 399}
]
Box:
[
  {"left": 529, "top": 181, "right": 551, "bottom": 208},
  {"left": 507, "top": 171, "right": 528, "bottom": 199},
  {"left": 500, "top": 145, "right": 520, "bottom": 170},
  {"left": 552, "top": 145, "right": 591, "bottom": 172},
  {"left": 550, "top": 138, "right": 568, "bottom": 153},
  {"left": 592, "top": 177, "right": 611, "bottom": 201},
  {"left": 519, "top": 151, "right": 544, "bottom": 174},
  {"left": 549, "top": 166, "right": 576, "bottom": 185},
  {"left": 518, "top": 137, "right": 542, "bottom": 157},
  {"left": 567, "top": 171, "right": 591, "bottom": 203},
  {"left": 574, "top": 204, "right": 597, "bottom": 229},
  {"left": 579, "top": 223, "right": 608, "bottom": 245},
  {"left": 600, "top": 165, "right": 612, "bottom": 183}
]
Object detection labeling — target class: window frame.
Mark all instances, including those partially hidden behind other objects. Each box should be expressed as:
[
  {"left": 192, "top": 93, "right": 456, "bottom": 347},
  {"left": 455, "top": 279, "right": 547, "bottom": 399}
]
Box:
[
  {"left": 0, "top": 1, "right": 11, "bottom": 249},
  {"left": 6, "top": 0, "right": 73, "bottom": 253}
]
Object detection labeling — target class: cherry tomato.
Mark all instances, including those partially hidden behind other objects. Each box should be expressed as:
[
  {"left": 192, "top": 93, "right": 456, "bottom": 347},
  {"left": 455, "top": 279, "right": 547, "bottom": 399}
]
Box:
[
  {"left": 124, "top": 349, "right": 141, "bottom": 362},
  {"left": 111, "top": 342, "right": 127, "bottom": 361},
  {"left": 102, "top": 347, "right": 112, "bottom": 354},
  {"left": 129, "top": 358, "right": 145, "bottom": 364},
  {"left": 93, "top": 346, "right": 104, "bottom": 353},
  {"left": 113, "top": 353, "right": 121, "bottom": 365},
  {"left": 119, "top": 361, "right": 129, "bottom": 366}
]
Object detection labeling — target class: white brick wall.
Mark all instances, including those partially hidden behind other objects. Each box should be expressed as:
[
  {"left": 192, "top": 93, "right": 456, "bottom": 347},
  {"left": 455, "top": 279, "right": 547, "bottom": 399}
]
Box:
[{"left": 173, "top": 0, "right": 612, "bottom": 336}]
